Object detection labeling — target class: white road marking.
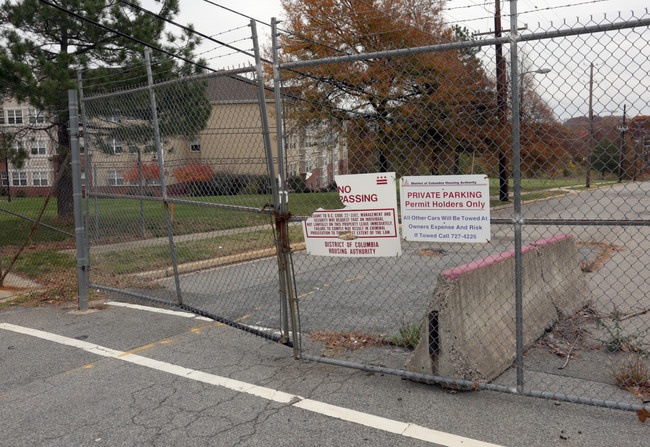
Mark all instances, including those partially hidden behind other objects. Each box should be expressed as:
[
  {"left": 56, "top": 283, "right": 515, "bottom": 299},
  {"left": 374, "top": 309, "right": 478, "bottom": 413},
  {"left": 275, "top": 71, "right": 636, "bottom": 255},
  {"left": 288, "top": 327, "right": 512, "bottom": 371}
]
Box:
[
  {"left": 0, "top": 322, "right": 503, "bottom": 447},
  {"left": 106, "top": 301, "right": 213, "bottom": 321}
]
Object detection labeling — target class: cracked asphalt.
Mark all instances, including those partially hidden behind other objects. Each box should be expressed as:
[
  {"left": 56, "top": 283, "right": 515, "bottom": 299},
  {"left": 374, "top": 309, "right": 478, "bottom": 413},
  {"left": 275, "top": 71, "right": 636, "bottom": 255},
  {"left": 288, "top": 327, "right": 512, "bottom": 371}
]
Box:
[{"left": 1, "top": 302, "right": 647, "bottom": 446}]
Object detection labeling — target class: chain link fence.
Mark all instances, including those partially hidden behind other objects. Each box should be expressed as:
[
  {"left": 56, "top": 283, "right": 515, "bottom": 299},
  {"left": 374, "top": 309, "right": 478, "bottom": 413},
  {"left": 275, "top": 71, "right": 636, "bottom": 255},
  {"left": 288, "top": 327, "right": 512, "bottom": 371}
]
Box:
[
  {"left": 0, "top": 102, "right": 77, "bottom": 303},
  {"left": 73, "top": 6, "right": 650, "bottom": 414},
  {"left": 273, "top": 8, "right": 650, "bottom": 413},
  {"left": 79, "top": 34, "right": 297, "bottom": 341}
]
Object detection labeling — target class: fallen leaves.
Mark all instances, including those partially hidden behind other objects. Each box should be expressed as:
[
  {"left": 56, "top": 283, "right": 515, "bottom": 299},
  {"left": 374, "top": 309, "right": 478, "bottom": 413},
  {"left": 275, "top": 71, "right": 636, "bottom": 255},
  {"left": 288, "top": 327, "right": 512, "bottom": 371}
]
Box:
[{"left": 309, "top": 331, "right": 390, "bottom": 353}]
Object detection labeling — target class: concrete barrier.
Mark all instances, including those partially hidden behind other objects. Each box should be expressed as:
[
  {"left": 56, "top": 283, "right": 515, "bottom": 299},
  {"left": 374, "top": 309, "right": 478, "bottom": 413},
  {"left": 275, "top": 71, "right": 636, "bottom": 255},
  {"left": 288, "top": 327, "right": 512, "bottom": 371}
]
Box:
[{"left": 405, "top": 234, "right": 591, "bottom": 384}]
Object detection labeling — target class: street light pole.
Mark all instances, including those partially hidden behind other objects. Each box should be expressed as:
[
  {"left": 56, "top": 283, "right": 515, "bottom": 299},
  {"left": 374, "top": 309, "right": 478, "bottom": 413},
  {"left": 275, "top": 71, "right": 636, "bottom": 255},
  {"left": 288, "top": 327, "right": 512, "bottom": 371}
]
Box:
[{"left": 519, "top": 68, "right": 551, "bottom": 113}]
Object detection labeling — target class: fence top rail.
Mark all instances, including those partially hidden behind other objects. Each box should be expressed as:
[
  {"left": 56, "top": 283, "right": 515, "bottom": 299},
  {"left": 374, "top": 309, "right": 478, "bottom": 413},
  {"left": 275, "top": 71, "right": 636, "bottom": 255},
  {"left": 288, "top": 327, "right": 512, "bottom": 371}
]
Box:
[
  {"left": 280, "top": 16, "right": 650, "bottom": 70},
  {"left": 83, "top": 65, "right": 257, "bottom": 102}
]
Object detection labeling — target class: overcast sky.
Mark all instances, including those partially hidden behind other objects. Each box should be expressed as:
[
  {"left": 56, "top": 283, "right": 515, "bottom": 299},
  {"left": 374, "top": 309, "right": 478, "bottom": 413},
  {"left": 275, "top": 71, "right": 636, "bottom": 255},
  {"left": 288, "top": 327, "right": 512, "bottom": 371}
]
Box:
[{"left": 146, "top": 0, "right": 649, "bottom": 119}]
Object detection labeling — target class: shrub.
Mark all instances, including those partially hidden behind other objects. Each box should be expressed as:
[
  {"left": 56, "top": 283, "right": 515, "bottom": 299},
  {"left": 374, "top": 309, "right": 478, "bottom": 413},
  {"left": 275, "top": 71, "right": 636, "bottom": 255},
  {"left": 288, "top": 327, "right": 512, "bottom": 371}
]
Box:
[
  {"left": 241, "top": 175, "right": 274, "bottom": 195},
  {"left": 287, "top": 175, "right": 309, "bottom": 193},
  {"left": 209, "top": 173, "right": 249, "bottom": 196},
  {"left": 591, "top": 139, "right": 619, "bottom": 176}
]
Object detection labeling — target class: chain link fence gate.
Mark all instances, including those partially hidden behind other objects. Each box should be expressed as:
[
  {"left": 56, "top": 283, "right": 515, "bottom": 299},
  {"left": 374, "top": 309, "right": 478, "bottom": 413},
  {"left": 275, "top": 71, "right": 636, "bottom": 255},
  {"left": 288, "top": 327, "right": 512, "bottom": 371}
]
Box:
[
  {"left": 272, "top": 4, "right": 650, "bottom": 414},
  {"left": 77, "top": 21, "right": 295, "bottom": 345},
  {"left": 1, "top": 100, "right": 78, "bottom": 302}
]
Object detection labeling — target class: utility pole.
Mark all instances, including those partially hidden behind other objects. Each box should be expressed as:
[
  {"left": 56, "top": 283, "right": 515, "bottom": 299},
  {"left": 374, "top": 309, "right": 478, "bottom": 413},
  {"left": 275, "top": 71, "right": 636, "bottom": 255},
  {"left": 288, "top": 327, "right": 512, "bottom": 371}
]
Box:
[
  {"left": 495, "top": 0, "right": 509, "bottom": 202},
  {"left": 618, "top": 104, "right": 627, "bottom": 183},
  {"left": 586, "top": 63, "right": 594, "bottom": 188}
]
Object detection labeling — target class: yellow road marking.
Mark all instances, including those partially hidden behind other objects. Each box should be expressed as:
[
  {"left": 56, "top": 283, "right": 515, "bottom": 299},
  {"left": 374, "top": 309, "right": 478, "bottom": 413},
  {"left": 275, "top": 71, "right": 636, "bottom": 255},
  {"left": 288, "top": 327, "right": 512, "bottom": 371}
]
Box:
[
  {"left": 217, "top": 314, "right": 251, "bottom": 327},
  {"left": 298, "top": 290, "right": 315, "bottom": 299},
  {"left": 345, "top": 275, "right": 365, "bottom": 282},
  {"left": 118, "top": 343, "right": 156, "bottom": 357}
]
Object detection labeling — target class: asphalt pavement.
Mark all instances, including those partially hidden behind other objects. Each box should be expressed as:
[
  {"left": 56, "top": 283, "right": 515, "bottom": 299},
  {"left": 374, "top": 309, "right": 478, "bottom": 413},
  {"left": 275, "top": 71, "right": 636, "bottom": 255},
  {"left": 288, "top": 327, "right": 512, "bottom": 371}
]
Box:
[
  {"left": 1, "top": 302, "right": 648, "bottom": 447},
  {"left": 1, "top": 181, "right": 648, "bottom": 446}
]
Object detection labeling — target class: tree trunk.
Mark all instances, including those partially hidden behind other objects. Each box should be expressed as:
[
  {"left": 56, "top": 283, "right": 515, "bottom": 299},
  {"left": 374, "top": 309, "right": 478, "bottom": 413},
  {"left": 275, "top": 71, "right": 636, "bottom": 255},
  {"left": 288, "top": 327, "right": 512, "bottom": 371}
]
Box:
[{"left": 56, "top": 121, "right": 74, "bottom": 221}]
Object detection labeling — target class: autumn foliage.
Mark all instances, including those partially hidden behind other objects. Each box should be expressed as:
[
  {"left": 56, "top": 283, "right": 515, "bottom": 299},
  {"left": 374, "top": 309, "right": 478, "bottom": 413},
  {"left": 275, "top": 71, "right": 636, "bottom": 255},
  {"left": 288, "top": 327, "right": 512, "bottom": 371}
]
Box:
[
  {"left": 122, "top": 162, "right": 160, "bottom": 184},
  {"left": 173, "top": 163, "right": 214, "bottom": 183},
  {"left": 277, "top": 0, "right": 503, "bottom": 176},
  {"left": 277, "top": 0, "right": 570, "bottom": 178}
]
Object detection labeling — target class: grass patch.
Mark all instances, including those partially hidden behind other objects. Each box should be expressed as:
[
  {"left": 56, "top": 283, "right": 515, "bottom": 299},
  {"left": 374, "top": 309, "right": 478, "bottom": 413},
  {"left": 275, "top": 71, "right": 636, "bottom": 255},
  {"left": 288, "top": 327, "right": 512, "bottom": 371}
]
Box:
[
  {"left": 599, "top": 307, "right": 647, "bottom": 353},
  {"left": 5, "top": 250, "right": 76, "bottom": 278},
  {"left": 93, "top": 225, "right": 304, "bottom": 275},
  {"left": 611, "top": 354, "right": 650, "bottom": 401},
  {"left": 387, "top": 320, "right": 423, "bottom": 350}
]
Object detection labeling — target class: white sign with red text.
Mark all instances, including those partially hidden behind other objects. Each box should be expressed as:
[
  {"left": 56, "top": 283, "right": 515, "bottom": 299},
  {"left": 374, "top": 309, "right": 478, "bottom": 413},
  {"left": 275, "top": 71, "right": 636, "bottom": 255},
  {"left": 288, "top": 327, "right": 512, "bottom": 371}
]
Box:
[
  {"left": 302, "top": 173, "right": 402, "bottom": 257},
  {"left": 400, "top": 175, "right": 490, "bottom": 243}
]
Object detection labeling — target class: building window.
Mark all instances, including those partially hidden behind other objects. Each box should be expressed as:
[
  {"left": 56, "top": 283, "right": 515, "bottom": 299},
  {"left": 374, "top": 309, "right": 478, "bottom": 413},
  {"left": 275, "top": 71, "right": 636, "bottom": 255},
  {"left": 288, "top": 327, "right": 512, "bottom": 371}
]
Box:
[
  {"left": 28, "top": 108, "right": 45, "bottom": 124},
  {"left": 107, "top": 170, "right": 124, "bottom": 186},
  {"left": 7, "top": 109, "right": 23, "bottom": 124},
  {"left": 30, "top": 139, "right": 47, "bottom": 156},
  {"left": 1, "top": 172, "right": 7, "bottom": 186},
  {"left": 108, "top": 138, "right": 122, "bottom": 154},
  {"left": 12, "top": 171, "right": 27, "bottom": 186},
  {"left": 32, "top": 171, "right": 49, "bottom": 186},
  {"left": 190, "top": 138, "right": 201, "bottom": 152}
]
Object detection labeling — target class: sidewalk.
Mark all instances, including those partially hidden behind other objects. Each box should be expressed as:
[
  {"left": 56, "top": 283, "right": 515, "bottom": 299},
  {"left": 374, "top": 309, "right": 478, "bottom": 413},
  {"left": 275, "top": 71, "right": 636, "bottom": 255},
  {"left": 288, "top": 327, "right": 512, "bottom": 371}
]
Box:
[{"left": 0, "top": 273, "right": 43, "bottom": 302}]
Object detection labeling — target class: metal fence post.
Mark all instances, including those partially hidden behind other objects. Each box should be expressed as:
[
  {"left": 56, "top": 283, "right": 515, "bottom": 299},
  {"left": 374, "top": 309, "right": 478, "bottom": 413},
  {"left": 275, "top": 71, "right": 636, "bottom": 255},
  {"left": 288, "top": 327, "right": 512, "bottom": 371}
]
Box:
[
  {"left": 271, "top": 18, "right": 291, "bottom": 347},
  {"left": 144, "top": 48, "right": 183, "bottom": 305},
  {"left": 509, "top": 0, "right": 525, "bottom": 393},
  {"left": 255, "top": 18, "right": 300, "bottom": 355},
  {"left": 77, "top": 70, "right": 92, "bottom": 276},
  {"left": 68, "top": 89, "right": 89, "bottom": 311}
]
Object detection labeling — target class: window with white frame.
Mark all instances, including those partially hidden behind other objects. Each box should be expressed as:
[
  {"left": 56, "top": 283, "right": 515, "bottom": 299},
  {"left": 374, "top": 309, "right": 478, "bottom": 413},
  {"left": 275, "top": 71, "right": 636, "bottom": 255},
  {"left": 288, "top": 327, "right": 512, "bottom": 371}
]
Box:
[
  {"left": 107, "top": 170, "right": 124, "bottom": 186},
  {"left": 30, "top": 139, "right": 47, "bottom": 156},
  {"left": 28, "top": 108, "right": 45, "bottom": 124},
  {"left": 12, "top": 171, "right": 27, "bottom": 186},
  {"left": 7, "top": 109, "right": 23, "bottom": 124},
  {"left": 1, "top": 172, "right": 7, "bottom": 186},
  {"left": 305, "top": 154, "right": 312, "bottom": 172},
  {"left": 190, "top": 138, "right": 201, "bottom": 152},
  {"left": 32, "top": 171, "right": 49, "bottom": 186},
  {"left": 108, "top": 138, "right": 122, "bottom": 154}
]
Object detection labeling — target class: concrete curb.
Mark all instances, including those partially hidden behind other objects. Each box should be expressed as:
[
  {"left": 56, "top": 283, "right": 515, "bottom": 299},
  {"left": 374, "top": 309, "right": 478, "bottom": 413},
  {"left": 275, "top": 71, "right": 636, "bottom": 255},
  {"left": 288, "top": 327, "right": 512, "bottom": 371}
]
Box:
[{"left": 134, "top": 242, "right": 307, "bottom": 280}]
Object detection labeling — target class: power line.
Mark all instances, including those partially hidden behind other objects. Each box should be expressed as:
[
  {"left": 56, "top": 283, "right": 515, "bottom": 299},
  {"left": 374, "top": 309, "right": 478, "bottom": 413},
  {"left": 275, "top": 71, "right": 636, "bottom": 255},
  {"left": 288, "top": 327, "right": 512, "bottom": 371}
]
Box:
[
  {"left": 201, "top": 0, "right": 272, "bottom": 28},
  {"left": 117, "top": 0, "right": 257, "bottom": 61}
]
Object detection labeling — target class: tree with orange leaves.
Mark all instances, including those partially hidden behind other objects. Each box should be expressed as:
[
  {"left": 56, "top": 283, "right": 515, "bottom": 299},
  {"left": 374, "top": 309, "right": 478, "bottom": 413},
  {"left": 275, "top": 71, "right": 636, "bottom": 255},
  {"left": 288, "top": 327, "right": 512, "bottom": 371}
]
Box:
[{"left": 277, "top": 0, "right": 500, "bottom": 176}]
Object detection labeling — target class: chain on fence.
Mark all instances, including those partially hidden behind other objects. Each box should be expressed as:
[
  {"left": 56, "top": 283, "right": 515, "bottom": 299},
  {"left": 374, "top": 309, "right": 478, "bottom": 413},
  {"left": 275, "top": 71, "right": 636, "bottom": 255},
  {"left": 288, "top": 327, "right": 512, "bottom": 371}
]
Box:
[{"left": 274, "top": 9, "right": 650, "bottom": 413}]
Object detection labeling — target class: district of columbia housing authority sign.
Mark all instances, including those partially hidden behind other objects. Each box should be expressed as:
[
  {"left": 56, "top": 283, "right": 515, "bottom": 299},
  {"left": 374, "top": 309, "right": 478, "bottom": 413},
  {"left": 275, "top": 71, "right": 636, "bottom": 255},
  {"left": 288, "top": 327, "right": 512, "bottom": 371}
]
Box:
[
  {"left": 400, "top": 175, "right": 490, "bottom": 243},
  {"left": 302, "top": 172, "right": 402, "bottom": 257}
]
